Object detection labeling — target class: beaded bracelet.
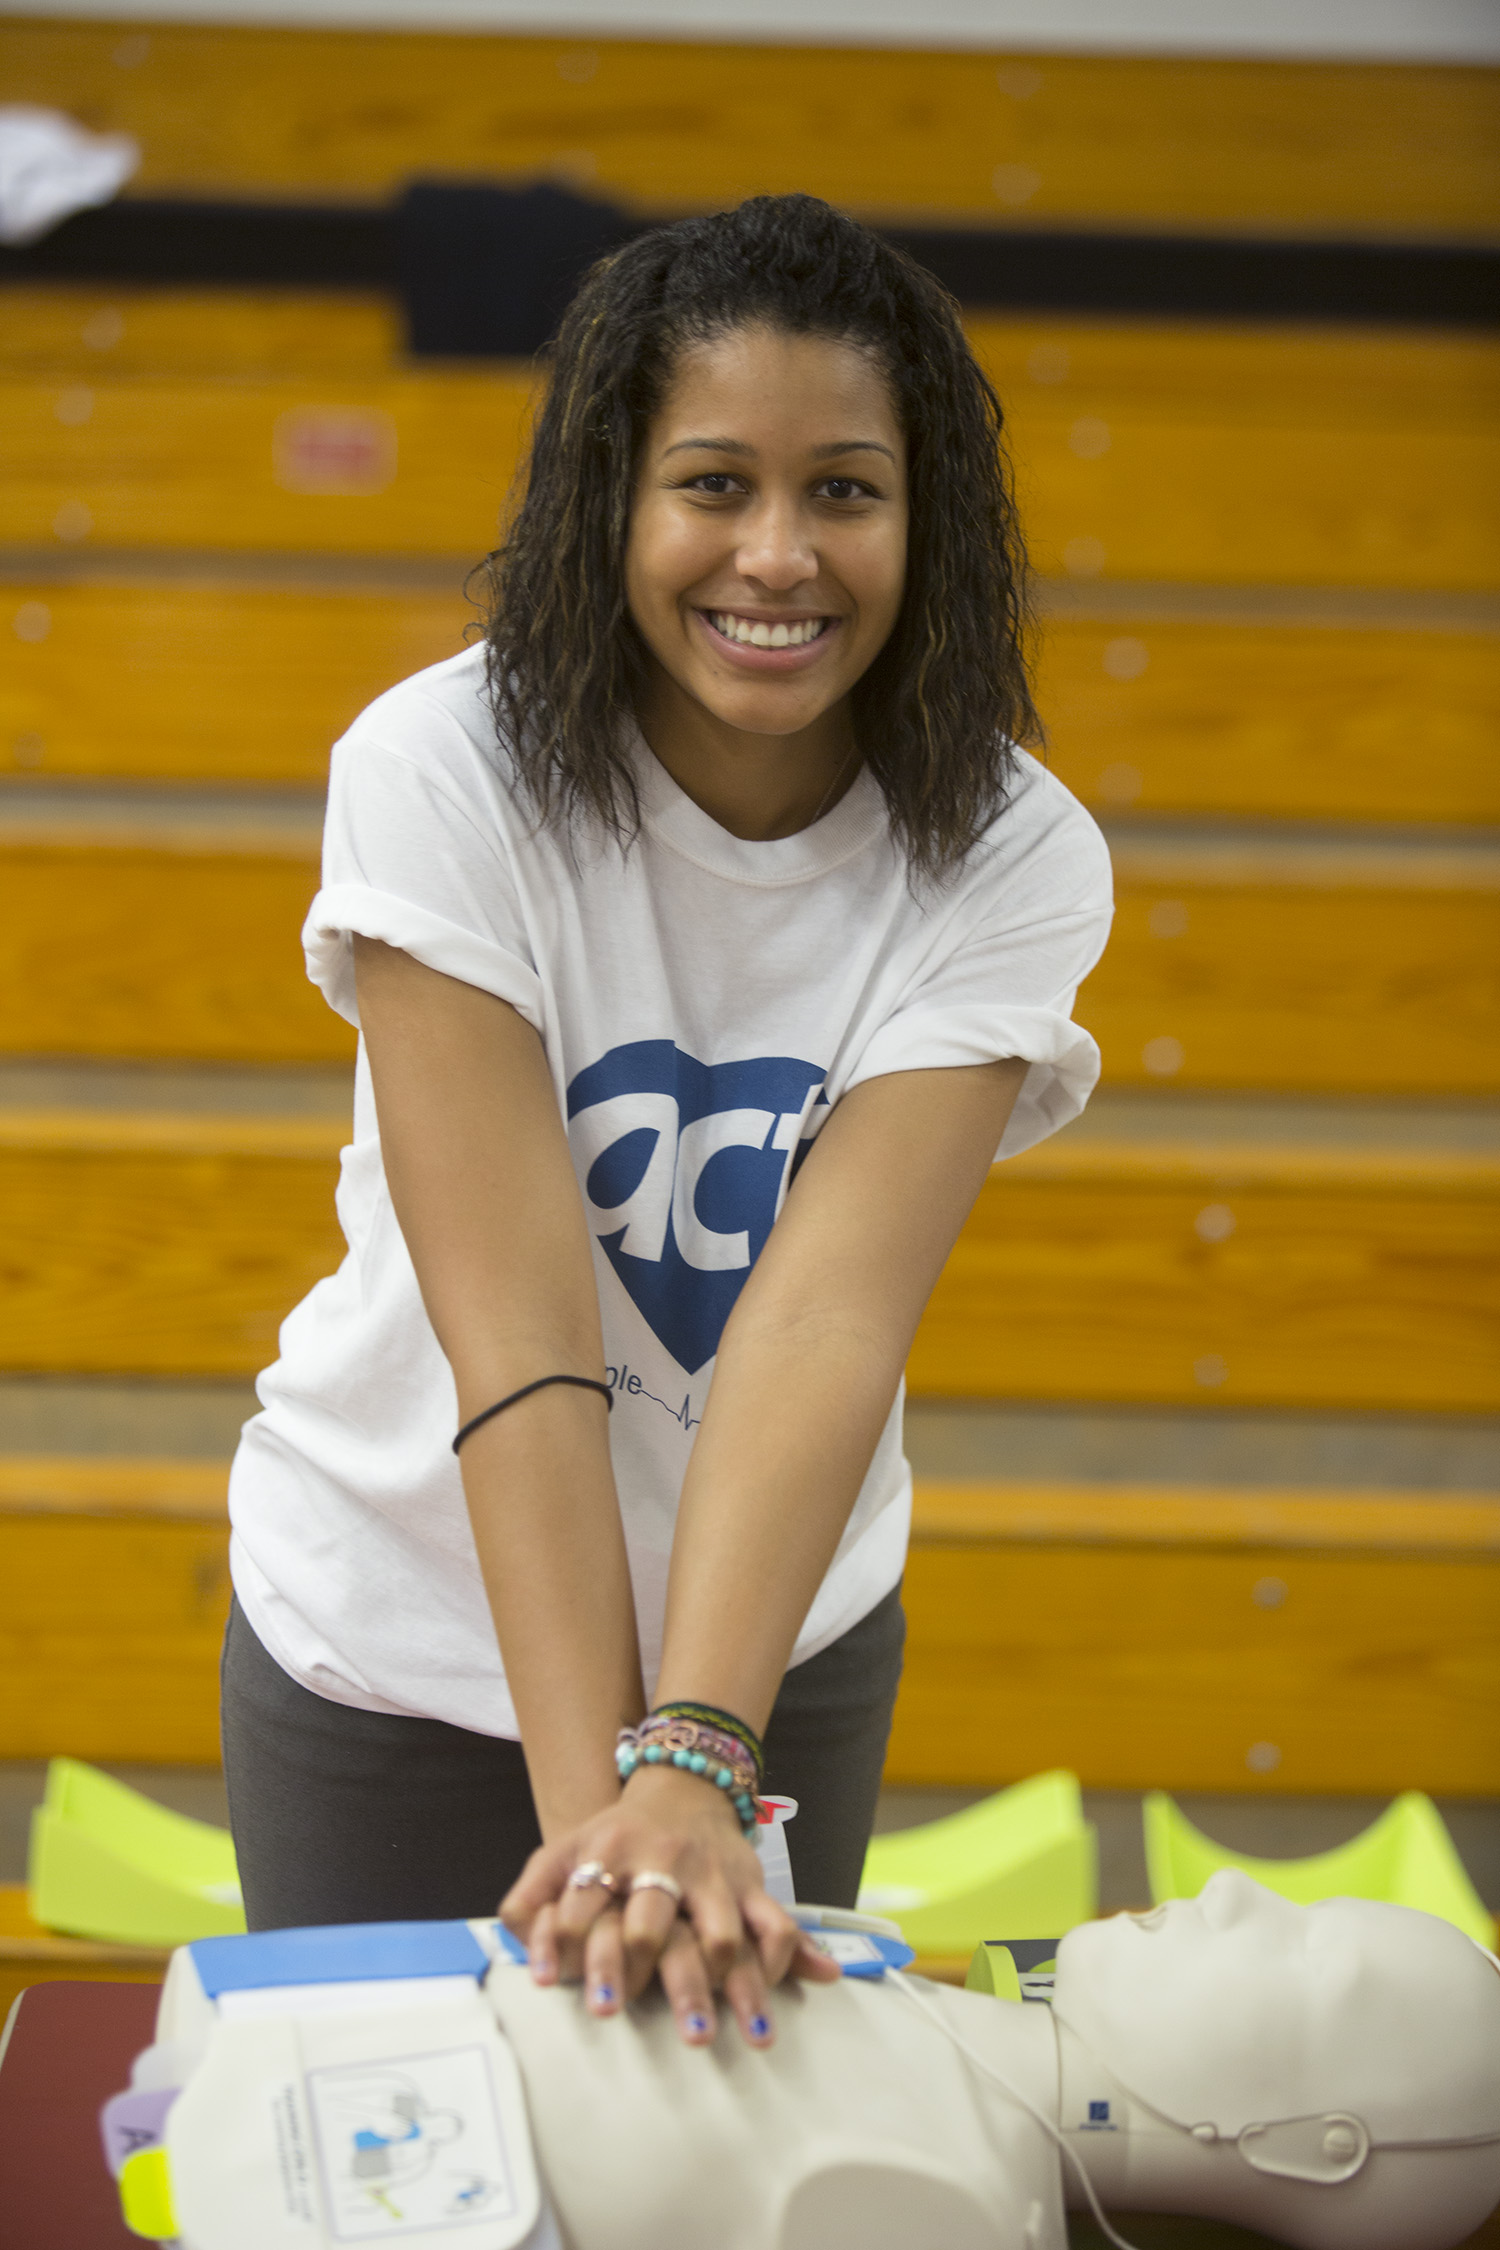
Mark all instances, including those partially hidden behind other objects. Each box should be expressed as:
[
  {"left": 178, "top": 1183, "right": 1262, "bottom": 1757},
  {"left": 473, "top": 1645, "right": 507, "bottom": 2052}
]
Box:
[{"left": 616, "top": 1718, "right": 762, "bottom": 1837}]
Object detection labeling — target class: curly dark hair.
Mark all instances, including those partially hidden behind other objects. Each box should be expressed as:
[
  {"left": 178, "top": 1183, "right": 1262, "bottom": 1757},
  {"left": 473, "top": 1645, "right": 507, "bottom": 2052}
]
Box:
[{"left": 483, "top": 192, "right": 1037, "bottom": 879}]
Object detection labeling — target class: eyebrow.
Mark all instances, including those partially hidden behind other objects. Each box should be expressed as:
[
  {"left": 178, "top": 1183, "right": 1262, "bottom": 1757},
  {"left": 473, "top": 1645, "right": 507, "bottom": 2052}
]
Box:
[{"left": 662, "top": 437, "right": 897, "bottom": 463}]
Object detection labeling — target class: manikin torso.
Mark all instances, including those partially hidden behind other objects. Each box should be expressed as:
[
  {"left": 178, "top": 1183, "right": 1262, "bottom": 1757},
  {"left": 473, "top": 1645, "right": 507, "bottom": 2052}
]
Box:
[
  {"left": 142, "top": 1875, "right": 1500, "bottom": 2250},
  {"left": 492, "top": 1967, "right": 1065, "bottom": 2250},
  {"left": 491, "top": 1872, "right": 1500, "bottom": 2250}
]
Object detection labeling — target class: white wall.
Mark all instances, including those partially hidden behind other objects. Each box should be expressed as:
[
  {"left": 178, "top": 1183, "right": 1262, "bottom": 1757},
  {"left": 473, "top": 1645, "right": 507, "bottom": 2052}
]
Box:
[{"left": 8, "top": 0, "right": 1500, "bottom": 64}]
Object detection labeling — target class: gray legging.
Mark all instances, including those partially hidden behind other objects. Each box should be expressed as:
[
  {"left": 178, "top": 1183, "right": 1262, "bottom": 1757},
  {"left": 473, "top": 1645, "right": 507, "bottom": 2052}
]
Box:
[{"left": 221, "top": 1584, "right": 905, "bottom": 1930}]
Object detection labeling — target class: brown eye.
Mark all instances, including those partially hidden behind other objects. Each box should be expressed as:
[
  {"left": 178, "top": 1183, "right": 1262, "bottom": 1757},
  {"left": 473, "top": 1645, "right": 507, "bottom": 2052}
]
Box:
[{"left": 819, "top": 478, "right": 866, "bottom": 501}]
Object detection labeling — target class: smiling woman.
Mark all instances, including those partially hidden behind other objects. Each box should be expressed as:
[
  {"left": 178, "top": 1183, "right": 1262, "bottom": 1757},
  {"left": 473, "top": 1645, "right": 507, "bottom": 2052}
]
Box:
[
  {"left": 624, "top": 324, "right": 908, "bottom": 840},
  {"left": 487, "top": 194, "right": 1037, "bottom": 877},
  {"left": 219, "top": 193, "right": 1114, "bottom": 2064}
]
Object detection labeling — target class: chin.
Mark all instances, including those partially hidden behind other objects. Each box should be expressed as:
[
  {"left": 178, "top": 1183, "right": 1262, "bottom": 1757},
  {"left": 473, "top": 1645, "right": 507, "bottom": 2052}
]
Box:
[
  {"left": 696, "top": 687, "right": 831, "bottom": 738},
  {"left": 1249, "top": 2151, "right": 1500, "bottom": 2250}
]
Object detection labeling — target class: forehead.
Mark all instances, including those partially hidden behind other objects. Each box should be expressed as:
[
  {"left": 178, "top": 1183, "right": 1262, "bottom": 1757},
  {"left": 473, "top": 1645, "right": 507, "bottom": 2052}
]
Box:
[{"left": 652, "top": 325, "right": 903, "bottom": 450}]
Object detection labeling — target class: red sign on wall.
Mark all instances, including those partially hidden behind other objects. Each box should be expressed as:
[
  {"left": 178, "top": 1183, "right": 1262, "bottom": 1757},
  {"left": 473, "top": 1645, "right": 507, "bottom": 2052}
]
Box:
[{"left": 272, "top": 407, "right": 397, "bottom": 495}]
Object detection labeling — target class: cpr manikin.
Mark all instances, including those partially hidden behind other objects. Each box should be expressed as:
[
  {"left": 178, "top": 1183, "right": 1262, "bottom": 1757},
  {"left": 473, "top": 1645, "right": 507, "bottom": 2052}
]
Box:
[{"left": 112, "top": 1874, "right": 1500, "bottom": 2250}]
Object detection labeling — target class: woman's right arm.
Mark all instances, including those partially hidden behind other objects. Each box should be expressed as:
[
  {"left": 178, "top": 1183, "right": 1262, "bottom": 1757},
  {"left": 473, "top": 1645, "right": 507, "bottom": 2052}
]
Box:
[{"left": 352, "top": 935, "right": 640, "bottom": 1836}]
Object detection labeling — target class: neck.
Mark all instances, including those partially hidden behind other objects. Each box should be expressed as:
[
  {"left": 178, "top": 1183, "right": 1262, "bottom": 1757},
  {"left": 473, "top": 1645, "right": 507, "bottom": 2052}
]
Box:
[
  {"left": 1055, "top": 2019, "right": 1321, "bottom": 2242},
  {"left": 635, "top": 665, "right": 859, "bottom": 840}
]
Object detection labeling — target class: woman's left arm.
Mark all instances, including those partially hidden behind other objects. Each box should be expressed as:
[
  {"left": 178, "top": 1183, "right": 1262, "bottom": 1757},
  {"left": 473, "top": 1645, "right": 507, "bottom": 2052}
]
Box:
[{"left": 654, "top": 1054, "right": 1028, "bottom": 1725}]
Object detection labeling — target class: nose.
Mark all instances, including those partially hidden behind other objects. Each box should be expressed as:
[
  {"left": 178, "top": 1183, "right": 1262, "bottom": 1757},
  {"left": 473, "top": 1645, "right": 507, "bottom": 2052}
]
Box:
[{"left": 734, "top": 494, "right": 818, "bottom": 593}]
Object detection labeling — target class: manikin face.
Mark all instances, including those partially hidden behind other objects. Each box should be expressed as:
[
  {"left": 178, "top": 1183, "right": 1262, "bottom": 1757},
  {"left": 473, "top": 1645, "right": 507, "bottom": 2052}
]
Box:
[
  {"left": 624, "top": 323, "right": 909, "bottom": 746},
  {"left": 1056, "top": 1869, "right": 1500, "bottom": 2146}
]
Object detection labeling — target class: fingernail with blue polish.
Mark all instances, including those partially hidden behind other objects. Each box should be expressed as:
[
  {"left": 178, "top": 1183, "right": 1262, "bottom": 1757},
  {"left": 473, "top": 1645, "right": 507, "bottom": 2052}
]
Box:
[
  {"left": 685, "top": 2011, "right": 711, "bottom": 2037},
  {"left": 592, "top": 1982, "right": 616, "bottom": 2007},
  {"left": 750, "top": 2014, "right": 771, "bottom": 2041}
]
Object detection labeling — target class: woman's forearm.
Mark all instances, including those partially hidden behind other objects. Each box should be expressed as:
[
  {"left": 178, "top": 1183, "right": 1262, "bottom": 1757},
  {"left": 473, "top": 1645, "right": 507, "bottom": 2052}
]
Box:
[
  {"left": 653, "top": 1299, "right": 902, "bottom": 1733},
  {"left": 654, "top": 1059, "right": 1027, "bottom": 1733},
  {"left": 354, "top": 936, "right": 644, "bottom": 1836},
  {"left": 460, "top": 1388, "right": 644, "bottom": 1836}
]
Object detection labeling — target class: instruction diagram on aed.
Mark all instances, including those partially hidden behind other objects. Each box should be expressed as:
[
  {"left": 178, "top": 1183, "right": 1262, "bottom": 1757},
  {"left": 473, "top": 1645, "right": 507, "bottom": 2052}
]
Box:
[{"left": 306, "top": 2045, "right": 520, "bottom": 2237}]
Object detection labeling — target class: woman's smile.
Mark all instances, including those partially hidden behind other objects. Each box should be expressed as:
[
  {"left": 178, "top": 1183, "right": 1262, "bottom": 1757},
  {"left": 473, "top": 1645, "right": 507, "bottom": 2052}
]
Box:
[{"left": 694, "top": 607, "right": 842, "bottom": 670}]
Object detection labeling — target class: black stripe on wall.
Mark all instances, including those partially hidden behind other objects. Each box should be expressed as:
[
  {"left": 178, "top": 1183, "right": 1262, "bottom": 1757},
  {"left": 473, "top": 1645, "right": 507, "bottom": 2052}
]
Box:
[{"left": 3, "top": 187, "right": 1495, "bottom": 352}]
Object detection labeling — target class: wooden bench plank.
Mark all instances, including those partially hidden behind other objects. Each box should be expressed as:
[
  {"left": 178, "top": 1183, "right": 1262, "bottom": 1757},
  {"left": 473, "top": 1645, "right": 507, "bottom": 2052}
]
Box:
[
  {"left": 0, "top": 840, "right": 351, "bottom": 1063},
  {"left": 2, "top": 578, "right": 469, "bottom": 785},
  {"left": 0, "top": 1509, "right": 230, "bottom": 1761},
  {"left": 910, "top": 1478, "right": 1500, "bottom": 1554},
  {"left": 909, "top": 1142, "right": 1500, "bottom": 1414},
  {"left": 0, "top": 370, "right": 533, "bottom": 559},
  {"left": 4, "top": 1461, "right": 1493, "bottom": 1793},
  {"left": 0, "top": 286, "right": 400, "bottom": 379},
  {"left": 890, "top": 1523, "right": 1500, "bottom": 1796},
  {"left": 0, "top": 1112, "right": 346, "bottom": 1377},
  {"left": 4, "top": 22, "right": 1496, "bottom": 236},
  {"left": 1037, "top": 614, "right": 1500, "bottom": 828},
  {"left": 8, "top": 577, "right": 1496, "bottom": 825},
  {"left": 2, "top": 319, "right": 1495, "bottom": 586},
  {"left": 3, "top": 819, "right": 1494, "bottom": 1091},
  {"left": 0, "top": 1108, "right": 1493, "bottom": 1411},
  {"left": 0, "top": 1454, "right": 229, "bottom": 1521},
  {"left": 1080, "top": 844, "right": 1500, "bottom": 1096}
]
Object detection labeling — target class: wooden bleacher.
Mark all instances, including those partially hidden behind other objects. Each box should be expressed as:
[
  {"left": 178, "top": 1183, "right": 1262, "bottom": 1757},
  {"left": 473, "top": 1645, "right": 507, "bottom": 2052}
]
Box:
[
  {"left": 2, "top": 571, "right": 465, "bottom": 785},
  {"left": 2, "top": 801, "right": 1495, "bottom": 1088},
  {"left": 0, "top": 16, "right": 1495, "bottom": 1839},
  {"left": 6, "top": 570, "right": 1498, "bottom": 817},
  {"left": 4, "top": 309, "right": 1496, "bottom": 581},
  {"left": 1036, "top": 603, "right": 1500, "bottom": 829},
  {"left": 0, "top": 1097, "right": 346, "bottom": 1375},
  {"left": 0, "top": 1458, "right": 229, "bottom": 1765},
  {"left": 4, "top": 18, "right": 1497, "bottom": 236},
  {"left": 1, "top": 1091, "right": 1495, "bottom": 1418},
  {"left": 896, "top": 1480, "right": 1500, "bottom": 1796},
  {"left": 2, "top": 1460, "right": 1495, "bottom": 1798}
]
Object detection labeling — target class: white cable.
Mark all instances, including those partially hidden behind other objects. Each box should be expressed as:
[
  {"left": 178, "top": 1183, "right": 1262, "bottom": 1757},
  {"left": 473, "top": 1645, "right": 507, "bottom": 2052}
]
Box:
[{"left": 888, "top": 1970, "right": 1145, "bottom": 2250}]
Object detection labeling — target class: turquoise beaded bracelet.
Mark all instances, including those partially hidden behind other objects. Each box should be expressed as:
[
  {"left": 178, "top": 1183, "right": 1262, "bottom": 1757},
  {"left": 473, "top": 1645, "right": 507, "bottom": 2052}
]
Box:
[{"left": 615, "top": 1729, "right": 761, "bottom": 1836}]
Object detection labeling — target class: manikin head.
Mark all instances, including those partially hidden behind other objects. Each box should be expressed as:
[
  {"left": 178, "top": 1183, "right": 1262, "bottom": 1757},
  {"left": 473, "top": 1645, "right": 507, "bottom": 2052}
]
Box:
[{"left": 1055, "top": 1870, "right": 1500, "bottom": 2250}]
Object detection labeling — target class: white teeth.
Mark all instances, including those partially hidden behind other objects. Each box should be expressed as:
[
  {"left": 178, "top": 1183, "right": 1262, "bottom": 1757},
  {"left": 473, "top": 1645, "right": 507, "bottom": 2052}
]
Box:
[{"left": 710, "top": 613, "right": 826, "bottom": 649}]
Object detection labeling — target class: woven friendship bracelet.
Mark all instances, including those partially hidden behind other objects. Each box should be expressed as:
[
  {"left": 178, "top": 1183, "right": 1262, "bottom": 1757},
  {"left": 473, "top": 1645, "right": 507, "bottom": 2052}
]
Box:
[
  {"left": 635, "top": 1716, "right": 756, "bottom": 1792},
  {"left": 648, "top": 1700, "right": 764, "bottom": 1783}
]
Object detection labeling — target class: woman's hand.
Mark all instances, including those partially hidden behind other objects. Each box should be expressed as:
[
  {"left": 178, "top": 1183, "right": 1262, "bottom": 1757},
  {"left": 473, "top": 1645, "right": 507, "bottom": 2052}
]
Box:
[{"left": 500, "top": 1765, "right": 838, "bottom": 2045}]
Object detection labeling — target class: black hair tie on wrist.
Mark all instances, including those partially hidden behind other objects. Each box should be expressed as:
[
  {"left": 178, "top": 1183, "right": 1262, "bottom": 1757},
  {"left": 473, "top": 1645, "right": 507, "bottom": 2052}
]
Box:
[{"left": 452, "top": 1374, "right": 613, "bottom": 1454}]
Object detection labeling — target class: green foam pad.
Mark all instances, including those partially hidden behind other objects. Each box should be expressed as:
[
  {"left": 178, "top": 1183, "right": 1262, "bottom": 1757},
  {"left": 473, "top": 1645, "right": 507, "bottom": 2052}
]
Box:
[
  {"left": 29, "top": 1757, "right": 246, "bottom": 1948},
  {"left": 858, "top": 1769, "right": 1097, "bottom": 1953},
  {"left": 1144, "top": 1788, "right": 1496, "bottom": 1948}
]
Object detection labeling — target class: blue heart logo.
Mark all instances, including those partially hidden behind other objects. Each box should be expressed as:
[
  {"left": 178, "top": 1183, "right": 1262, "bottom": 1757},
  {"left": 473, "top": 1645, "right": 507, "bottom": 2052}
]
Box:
[{"left": 567, "top": 1041, "right": 828, "bottom": 1375}]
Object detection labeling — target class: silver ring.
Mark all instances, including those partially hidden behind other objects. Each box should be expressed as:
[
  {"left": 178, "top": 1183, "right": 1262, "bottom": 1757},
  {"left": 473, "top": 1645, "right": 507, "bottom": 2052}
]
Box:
[
  {"left": 566, "top": 1860, "right": 619, "bottom": 1894},
  {"left": 629, "top": 1870, "right": 684, "bottom": 1908}
]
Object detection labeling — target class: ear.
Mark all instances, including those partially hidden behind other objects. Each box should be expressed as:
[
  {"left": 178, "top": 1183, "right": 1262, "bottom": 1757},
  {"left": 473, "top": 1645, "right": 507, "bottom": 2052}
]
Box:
[{"left": 1236, "top": 2115, "right": 1370, "bottom": 2186}]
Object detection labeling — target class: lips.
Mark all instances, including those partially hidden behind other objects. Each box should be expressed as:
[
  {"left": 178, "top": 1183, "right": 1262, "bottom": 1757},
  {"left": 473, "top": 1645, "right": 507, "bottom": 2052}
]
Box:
[{"left": 696, "top": 609, "right": 841, "bottom": 670}]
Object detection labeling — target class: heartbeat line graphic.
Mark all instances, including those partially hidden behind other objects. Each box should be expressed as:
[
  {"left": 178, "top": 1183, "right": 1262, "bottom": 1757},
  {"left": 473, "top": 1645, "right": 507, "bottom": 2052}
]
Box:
[{"left": 607, "top": 1364, "right": 702, "bottom": 1431}]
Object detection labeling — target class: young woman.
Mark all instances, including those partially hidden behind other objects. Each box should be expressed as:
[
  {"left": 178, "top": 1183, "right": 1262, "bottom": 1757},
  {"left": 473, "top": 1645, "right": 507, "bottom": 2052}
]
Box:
[{"left": 221, "top": 194, "right": 1112, "bottom": 2052}]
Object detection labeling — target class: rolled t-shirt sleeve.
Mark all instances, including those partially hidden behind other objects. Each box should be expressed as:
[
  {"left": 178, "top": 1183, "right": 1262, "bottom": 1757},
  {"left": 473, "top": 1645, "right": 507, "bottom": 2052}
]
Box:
[
  {"left": 304, "top": 717, "right": 543, "bottom": 1033},
  {"left": 842, "top": 784, "right": 1115, "bottom": 1158}
]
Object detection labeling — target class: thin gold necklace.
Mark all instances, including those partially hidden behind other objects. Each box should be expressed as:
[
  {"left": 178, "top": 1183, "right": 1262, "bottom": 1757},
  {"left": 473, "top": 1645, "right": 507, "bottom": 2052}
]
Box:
[{"left": 808, "top": 743, "right": 860, "bottom": 828}]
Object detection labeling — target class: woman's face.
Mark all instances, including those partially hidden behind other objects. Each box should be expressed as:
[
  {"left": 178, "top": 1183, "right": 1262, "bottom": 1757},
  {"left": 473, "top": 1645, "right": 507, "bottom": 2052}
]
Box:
[{"left": 624, "top": 324, "right": 909, "bottom": 744}]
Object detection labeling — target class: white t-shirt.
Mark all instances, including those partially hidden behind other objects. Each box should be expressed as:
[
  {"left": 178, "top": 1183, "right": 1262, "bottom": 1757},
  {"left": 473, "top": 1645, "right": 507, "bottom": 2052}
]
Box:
[{"left": 229, "top": 644, "right": 1113, "bottom": 1737}]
